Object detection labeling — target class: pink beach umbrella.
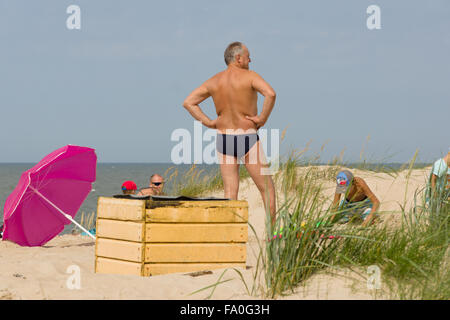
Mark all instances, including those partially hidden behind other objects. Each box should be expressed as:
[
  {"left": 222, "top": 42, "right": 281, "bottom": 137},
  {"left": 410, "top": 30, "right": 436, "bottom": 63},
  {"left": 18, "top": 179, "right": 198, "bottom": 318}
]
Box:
[{"left": 2, "top": 145, "right": 97, "bottom": 246}]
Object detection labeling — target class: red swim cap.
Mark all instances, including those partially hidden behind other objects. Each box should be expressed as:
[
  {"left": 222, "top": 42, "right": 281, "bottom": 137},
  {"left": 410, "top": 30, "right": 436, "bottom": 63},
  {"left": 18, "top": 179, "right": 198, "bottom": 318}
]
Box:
[{"left": 121, "top": 180, "right": 137, "bottom": 191}]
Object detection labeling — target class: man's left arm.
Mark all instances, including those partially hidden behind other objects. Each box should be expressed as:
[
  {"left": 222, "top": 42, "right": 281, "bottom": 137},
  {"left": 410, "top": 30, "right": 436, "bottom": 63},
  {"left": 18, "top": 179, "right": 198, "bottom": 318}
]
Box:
[
  {"left": 246, "top": 72, "right": 276, "bottom": 129},
  {"left": 183, "top": 83, "right": 216, "bottom": 129}
]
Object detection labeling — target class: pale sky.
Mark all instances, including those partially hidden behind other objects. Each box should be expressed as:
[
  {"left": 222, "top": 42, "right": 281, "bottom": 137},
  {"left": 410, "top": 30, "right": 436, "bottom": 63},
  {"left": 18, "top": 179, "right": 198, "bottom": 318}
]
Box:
[{"left": 0, "top": 0, "right": 449, "bottom": 163}]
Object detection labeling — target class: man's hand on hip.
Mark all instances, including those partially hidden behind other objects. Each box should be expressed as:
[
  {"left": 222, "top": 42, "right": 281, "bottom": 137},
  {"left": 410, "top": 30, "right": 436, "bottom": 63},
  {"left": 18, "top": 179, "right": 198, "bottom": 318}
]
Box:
[
  {"left": 205, "top": 118, "right": 217, "bottom": 129},
  {"left": 246, "top": 115, "right": 265, "bottom": 129}
]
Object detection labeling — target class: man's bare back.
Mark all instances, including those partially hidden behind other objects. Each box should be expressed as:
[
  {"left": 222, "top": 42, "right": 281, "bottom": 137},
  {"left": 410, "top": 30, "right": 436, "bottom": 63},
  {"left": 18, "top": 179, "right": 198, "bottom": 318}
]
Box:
[{"left": 205, "top": 67, "right": 258, "bottom": 133}]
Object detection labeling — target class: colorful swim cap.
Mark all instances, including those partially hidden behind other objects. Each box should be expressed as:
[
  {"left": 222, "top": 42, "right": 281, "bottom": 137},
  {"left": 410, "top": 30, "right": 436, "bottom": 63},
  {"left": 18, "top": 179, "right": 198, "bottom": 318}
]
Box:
[
  {"left": 121, "top": 180, "right": 137, "bottom": 191},
  {"left": 335, "top": 170, "right": 354, "bottom": 194}
]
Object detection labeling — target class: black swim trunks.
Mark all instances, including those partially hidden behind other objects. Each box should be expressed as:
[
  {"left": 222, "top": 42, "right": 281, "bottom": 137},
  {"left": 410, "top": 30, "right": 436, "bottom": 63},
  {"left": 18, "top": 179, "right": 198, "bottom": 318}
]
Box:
[{"left": 216, "top": 133, "right": 259, "bottom": 158}]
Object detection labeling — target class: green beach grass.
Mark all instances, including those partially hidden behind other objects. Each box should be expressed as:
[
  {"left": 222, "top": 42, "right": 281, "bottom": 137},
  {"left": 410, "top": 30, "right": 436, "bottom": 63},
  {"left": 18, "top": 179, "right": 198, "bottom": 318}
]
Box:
[
  {"left": 186, "top": 149, "right": 448, "bottom": 300},
  {"left": 162, "top": 164, "right": 250, "bottom": 197}
]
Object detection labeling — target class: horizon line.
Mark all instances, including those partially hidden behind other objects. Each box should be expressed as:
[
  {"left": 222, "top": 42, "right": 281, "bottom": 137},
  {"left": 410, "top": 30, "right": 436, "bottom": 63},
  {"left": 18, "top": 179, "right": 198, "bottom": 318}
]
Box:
[{"left": 0, "top": 161, "right": 433, "bottom": 165}]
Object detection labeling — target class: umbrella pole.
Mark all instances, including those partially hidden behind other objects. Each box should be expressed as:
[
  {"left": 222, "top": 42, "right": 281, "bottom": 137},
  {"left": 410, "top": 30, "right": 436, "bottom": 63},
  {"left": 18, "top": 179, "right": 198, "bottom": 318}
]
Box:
[{"left": 29, "top": 186, "right": 96, "bottom": 240}]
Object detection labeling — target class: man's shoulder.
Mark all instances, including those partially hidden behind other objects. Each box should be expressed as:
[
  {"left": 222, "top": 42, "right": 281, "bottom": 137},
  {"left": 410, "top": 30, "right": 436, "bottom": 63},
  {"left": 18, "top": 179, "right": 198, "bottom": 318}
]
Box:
[
  {"left": 206, "top": 69, "right": 257, "bottom": 86},
  {"left": 234, "top": 70, "right": 262, "bottom": 86},
  {"left": 203, "top": 70, "right": 227, "bottom": 86},
  {"left": 245, "top": 70, "right": 261, "bottom": 78},
  {"left": 213, "top": 68, "right": 257, "bottom": 77},
  {"left": 209, "top": 69, "right": 228, "bottom": 79}
]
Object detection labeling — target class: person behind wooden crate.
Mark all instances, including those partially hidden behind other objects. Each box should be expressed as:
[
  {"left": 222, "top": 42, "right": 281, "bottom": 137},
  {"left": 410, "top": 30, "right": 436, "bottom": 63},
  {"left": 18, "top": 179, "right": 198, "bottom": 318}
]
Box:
[
  {"left": 121, "top": 180, "right": 138, "bottom": 195},
  {"left": 137, "top": 174, "right": 165, "bottom": 196}
]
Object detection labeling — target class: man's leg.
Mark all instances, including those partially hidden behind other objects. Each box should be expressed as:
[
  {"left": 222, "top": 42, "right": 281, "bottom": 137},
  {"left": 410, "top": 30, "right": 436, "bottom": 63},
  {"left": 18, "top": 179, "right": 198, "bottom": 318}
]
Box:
[
  {"left": 218, "top": 152, "right": 240, "bottom": 199},
  {"left": 243, "top": 140, "right": 276, "bottom": 228}
]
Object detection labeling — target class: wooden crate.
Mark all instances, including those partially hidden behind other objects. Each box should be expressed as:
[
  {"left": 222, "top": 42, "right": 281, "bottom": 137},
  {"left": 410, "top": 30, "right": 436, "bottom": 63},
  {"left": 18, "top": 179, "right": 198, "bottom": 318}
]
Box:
[{"left": 95, "top": 197, "right": 248, "bottom": 276}]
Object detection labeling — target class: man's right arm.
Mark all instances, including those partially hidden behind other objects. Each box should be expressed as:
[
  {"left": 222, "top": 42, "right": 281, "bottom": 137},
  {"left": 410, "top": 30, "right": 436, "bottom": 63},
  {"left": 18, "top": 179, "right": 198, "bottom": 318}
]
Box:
[
  {"left": 246, "top": 72, "right": 276, "bottom": 128},
  {"left": 183, "top": 83, "right": 216, "bottom": 129}
]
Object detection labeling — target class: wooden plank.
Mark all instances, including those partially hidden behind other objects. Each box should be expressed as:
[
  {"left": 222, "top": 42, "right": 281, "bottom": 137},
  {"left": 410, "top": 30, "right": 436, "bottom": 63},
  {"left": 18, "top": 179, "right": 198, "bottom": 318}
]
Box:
[
  {"left": 145, "top": 243, "right": 246, "bottom": 263},
  {"left": 146, "top": 207, "right": 248, "bottom": 223},
  {"left": 97, "top": 197, "right": 146, "bottom": 221},
  {"left": 144, "top": 263, "right": 246, "bottom": 276},
  {"left": 95, "top": 257, "right": 143, "bottom": 276},
  {"left": 97, "top": 219, "right": 145, "bottom": 242},
  {"left": 145, "top": 223, "right": 248, "bottom": 243},
  {"left": 96, "top": 238, "right": 144, "bottom": 262},
  {"left": 147, "top": 200, "right": 248, "bottom": 209}
]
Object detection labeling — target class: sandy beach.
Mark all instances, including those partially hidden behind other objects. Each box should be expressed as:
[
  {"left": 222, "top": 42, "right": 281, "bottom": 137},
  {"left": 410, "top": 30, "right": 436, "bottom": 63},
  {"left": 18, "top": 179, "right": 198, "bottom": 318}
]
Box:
[{"left": 0, "top": 166, "right": 435, "bottom": 300}]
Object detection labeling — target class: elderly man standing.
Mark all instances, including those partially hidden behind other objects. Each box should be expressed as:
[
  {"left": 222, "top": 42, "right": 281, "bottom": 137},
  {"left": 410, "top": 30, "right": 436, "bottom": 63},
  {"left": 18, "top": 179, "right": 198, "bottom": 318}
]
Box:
[{"left": 182, "top": 41, "right": 277, "bottom": 226}]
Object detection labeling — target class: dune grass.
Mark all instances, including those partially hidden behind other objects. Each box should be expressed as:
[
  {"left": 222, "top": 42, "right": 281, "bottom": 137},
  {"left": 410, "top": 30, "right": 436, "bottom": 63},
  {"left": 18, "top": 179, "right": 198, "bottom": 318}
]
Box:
[
  {"left": 162, "top": 164, "right": 250, "bottom": 197},
  {"left": 259, "top": 151, "right": 449, "bottom": 299},
  {"left": 189, "top": 148, "right": 448, "bottom": 300}
]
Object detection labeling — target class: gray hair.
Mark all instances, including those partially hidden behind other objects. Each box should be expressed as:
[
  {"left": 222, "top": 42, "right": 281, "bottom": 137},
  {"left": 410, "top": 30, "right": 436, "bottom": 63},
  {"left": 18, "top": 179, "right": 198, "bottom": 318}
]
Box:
[{"left": 224, "top": 41, "right": 244, "bottom": 65}]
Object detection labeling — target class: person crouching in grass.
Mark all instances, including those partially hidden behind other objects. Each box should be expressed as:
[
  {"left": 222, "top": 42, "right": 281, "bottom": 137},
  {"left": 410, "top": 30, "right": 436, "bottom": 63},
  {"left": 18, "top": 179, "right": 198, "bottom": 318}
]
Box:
[{"left": 330, "top": 170, "right": 380, "bottom": 227}]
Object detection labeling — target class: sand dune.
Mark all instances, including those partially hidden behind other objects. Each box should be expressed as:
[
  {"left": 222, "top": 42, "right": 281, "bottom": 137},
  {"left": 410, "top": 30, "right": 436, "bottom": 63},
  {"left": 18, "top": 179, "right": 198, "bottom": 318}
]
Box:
[{"left": 0, "top": 167, "right": 433, "bottom": 300}]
